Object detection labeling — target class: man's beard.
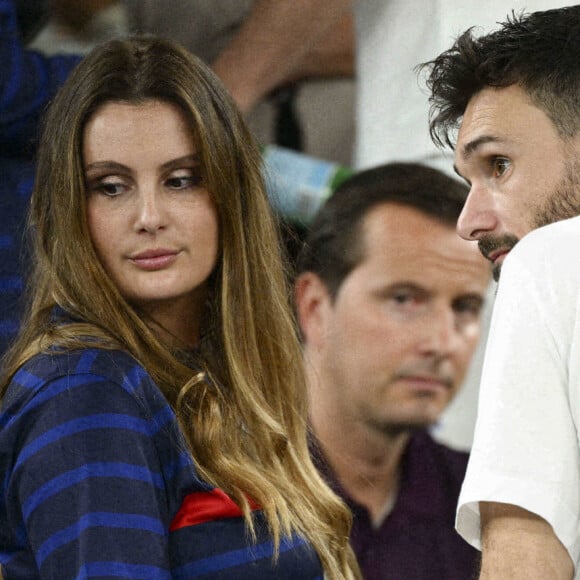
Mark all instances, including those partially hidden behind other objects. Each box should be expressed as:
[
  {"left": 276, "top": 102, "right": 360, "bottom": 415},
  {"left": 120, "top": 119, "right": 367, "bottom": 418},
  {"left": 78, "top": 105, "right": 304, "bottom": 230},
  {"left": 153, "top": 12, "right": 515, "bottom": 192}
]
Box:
[
  {"left": 533, "top": 156, "right": 580, "bottom": 230},
  {"left": 479, "top": 156, "right": 580, "bottom": 281}
]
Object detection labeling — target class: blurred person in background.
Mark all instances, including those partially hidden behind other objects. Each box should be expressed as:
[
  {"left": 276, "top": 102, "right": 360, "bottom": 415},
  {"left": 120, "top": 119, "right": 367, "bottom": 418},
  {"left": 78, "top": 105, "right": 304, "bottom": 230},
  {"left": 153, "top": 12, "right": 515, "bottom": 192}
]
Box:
[
  {"left": 295, "top": 163, "right": 491, "bottom": 579},
  {"left": 0, "top": 0, "right": 81, "bottom": 358},
  {"left": 32, "top": 0, "right": 355, "bottom": 165}
]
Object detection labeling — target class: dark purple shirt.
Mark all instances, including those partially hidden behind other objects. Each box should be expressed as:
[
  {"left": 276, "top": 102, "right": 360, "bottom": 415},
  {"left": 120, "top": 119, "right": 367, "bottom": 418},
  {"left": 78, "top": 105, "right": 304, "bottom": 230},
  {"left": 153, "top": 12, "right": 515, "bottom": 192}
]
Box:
[{"left": 312, "top": 430, "right": 478, "bottom": 580}]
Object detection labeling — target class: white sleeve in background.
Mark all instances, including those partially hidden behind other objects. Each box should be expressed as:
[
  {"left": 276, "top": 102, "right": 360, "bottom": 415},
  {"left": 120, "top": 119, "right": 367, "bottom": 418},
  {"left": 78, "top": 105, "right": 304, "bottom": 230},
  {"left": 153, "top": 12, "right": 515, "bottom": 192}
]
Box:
[{"left": 456, "top": 216, "right": 580, "bottom": 575}]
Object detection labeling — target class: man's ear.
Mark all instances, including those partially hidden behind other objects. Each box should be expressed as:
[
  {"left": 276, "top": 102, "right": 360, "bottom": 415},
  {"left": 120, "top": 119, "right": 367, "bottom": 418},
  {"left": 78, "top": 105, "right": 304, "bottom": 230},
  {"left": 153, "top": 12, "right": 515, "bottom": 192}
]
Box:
[{"left": 294, "top": 271, "right": 332, "bottom": 349}]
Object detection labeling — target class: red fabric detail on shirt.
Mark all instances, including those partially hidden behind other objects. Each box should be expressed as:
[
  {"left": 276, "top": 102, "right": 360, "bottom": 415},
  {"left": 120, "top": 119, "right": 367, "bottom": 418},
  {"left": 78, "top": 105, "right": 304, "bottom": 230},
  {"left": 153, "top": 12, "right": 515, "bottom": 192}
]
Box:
[{"left": 170, "top": 488, "right": 261, "bottom": 531}]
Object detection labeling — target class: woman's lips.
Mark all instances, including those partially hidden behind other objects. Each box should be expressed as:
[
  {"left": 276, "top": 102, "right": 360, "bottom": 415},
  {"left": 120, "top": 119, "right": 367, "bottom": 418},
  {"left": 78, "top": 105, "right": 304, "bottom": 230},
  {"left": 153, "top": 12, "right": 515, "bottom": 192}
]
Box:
[{"left": 129, "top": 250, "right": 179, "bottom": 270}]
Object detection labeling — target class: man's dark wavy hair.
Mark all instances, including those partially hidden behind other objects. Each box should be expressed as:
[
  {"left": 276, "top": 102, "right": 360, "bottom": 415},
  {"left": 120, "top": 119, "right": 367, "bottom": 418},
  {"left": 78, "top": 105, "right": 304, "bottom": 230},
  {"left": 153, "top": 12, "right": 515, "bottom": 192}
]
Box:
[{"left": 421, "top": 6, "right": 580, "bottom": 149}]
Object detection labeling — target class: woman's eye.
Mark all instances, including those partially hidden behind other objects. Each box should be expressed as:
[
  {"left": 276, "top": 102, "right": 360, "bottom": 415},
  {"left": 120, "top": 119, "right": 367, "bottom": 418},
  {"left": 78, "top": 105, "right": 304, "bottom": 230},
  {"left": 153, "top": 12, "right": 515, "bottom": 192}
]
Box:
[
  {"left": 167, "top": 177, "right": 191, "bottom": 189},
  {"left": 91, "top": 181, "right": 126, "bottom": 197},
  {"left": 166, "top": 172, "right": 202, "bottom": 190},
  {"left": 491, "top": 157, "right": 511, "bottom": 178}
]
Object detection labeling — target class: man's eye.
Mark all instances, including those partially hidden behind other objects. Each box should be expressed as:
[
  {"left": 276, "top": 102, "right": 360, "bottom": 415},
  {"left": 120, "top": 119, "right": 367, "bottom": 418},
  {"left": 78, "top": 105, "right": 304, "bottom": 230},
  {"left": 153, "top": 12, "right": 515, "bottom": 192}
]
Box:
[
  {"left": 389, "top": 291, "right": 424, "bottom": 308},
  {"left": 454, "top": 298, "right": 483, "bottom": 318},
  {"left": 392, "top": 293, "right": 413, "bottom": 304},
  {"left": 491, "top": 157, "right": 511, "bottom": 178}
]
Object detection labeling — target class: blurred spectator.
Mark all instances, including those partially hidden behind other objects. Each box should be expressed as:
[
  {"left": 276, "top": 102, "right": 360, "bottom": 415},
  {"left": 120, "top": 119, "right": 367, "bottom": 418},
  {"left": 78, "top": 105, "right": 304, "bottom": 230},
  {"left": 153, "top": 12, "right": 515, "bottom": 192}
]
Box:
[
  {"left": 31, "top": 1, "right": 355, "bottom": 164},
  {"left": 123, "top": 0, "right": 355, "bottom": 165},
  {"left": 30, "top": 0, "right": 125, "bottom": 55},
  {"left": 295, "top": 162, "right": 491, "bottom": 579},
  {"left": 0, "top": 0, "right": 81, "bottom": 357}
]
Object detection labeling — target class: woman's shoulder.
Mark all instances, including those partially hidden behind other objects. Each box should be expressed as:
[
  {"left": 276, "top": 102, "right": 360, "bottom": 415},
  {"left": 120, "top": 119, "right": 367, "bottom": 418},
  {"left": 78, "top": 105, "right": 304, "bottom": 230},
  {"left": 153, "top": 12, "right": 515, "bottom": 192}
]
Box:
[
  {"left": 1, "top": 347, "right": 189, "bottom": 487},
  {"left": 4, "top": 347, "right": 166, "bottom": 419},
  {"left": 15, "top": 347, "right": 147, "bottom": 386}
]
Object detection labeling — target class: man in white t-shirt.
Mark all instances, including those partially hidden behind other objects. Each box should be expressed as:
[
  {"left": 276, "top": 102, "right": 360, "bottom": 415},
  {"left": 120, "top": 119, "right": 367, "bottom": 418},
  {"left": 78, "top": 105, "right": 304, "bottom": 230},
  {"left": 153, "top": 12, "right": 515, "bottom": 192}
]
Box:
[
  {"left": 422, "top": 5, "right": 580, "bottom": 578},
  {"left": 353, "top": 0, "right": 570, "bottom": 452}
]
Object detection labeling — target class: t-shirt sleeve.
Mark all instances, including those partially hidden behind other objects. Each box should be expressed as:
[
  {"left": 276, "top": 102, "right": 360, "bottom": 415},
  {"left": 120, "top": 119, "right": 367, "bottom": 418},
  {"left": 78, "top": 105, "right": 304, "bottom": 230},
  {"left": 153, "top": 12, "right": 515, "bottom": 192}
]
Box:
[
  {"left": 456, "top": 235, "right": 580, "bottom": 571},
  {"left": 7, "top": 371, "right": 173, "bottom": 579}
]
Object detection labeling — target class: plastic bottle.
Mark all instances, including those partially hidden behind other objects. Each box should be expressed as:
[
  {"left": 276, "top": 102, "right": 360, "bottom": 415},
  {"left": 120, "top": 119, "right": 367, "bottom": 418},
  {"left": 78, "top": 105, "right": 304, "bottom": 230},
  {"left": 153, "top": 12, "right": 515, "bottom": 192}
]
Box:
[{"left": 261, "top": 144, "right": 353, "bottom": 225}]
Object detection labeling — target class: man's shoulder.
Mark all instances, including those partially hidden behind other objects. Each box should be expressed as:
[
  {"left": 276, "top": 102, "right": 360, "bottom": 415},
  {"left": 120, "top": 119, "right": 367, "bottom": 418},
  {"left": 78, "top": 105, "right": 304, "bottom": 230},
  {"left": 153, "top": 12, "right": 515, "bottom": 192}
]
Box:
[
  {"left": 507, "top": 215, "right": 580, "bottom": 271},
  {"left": 500, "top": 216, "right": 580, "bottom": 305}
]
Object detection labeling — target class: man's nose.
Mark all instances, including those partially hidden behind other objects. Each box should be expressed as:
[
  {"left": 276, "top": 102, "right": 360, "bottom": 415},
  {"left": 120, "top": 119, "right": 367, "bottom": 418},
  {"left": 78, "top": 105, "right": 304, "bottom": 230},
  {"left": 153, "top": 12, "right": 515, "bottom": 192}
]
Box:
[
  {"left": 457, "top": 185, "right": 498, "bottom": 241},
  {"left": 418, "top": 306, "right": 461, "bottom": 359}
]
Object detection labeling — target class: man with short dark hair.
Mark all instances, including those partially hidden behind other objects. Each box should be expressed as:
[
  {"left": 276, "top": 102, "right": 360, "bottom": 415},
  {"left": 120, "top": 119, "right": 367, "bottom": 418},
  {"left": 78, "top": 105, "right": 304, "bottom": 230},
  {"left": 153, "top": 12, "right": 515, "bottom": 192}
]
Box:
[
  {"left": 423, "top": 5, "right": 580, "bottom": 281},
  {"left": 295, "top": 162, "right": 491, "bottom": 579},
  {"left": 422, "top": 6, "right": 580, "bottom": 578}
]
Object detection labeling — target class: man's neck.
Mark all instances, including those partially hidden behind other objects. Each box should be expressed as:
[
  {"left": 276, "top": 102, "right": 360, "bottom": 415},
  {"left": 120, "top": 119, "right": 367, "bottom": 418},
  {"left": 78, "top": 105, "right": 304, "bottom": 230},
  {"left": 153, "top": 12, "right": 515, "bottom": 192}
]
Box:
[{"left": 312, "top": 408, "right": 412, "bottom": 525}]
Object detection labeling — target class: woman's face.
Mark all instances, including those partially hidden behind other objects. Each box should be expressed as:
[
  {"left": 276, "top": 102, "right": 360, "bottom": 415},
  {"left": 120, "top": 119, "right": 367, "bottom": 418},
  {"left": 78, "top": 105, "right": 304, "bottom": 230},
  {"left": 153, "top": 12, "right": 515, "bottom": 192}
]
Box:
[{"left": 83, "top": 100, "right": 219, "bottom": 343}]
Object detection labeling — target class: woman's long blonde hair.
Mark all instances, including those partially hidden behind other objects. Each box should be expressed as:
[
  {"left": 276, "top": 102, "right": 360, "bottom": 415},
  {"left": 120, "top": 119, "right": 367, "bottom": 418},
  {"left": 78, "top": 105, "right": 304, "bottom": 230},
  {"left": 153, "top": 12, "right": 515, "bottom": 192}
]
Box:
[{"left": 0, "top": 37, "right": 359, "bottom": 578}]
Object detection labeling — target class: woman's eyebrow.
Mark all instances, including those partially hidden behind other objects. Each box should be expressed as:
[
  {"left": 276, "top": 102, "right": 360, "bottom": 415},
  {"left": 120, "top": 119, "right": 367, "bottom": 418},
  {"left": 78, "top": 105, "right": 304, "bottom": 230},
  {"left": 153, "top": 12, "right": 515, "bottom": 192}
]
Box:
[
  {"left": 160, "top": 154, "right": 201, "bottom": 171},
  {"left": 84, "top": 161, "right": 130, "bottom": 173}
]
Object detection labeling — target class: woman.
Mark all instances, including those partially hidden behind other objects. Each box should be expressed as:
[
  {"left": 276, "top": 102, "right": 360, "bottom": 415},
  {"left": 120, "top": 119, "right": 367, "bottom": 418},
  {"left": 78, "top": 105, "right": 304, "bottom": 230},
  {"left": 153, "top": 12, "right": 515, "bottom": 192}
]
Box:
[{"left": 0, "top": 37, "right": 358, "bottom": 579}]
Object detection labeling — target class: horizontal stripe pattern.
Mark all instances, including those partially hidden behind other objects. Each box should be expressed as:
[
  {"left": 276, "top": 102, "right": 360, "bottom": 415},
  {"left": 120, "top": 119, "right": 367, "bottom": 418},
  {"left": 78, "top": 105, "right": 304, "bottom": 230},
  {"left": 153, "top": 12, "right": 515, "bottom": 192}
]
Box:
[
  {"left": 0, "top": 347, "right": 323, "bottom": 578},
  {"left": 74, "top": 561, "right": 171, "bottom": 580},
  {"left": 0, "top": 276, "right": 22, "bottom": 292},
  {"left": 22, "top": 462, "right": 166, "bottom": 521},
  {"left": 37, "top": 512, "right": 167, "bottom": 566},
  {"left": 172, "top": 535, "right": 308, "bottom": 579}
]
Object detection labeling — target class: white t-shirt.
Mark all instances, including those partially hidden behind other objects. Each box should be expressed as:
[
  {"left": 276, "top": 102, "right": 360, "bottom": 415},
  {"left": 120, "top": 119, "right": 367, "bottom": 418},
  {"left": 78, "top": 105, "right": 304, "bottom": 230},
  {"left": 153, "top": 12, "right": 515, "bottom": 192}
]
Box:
[{"left": 456, "top": 215, "right": 580, "bottom": 574}]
